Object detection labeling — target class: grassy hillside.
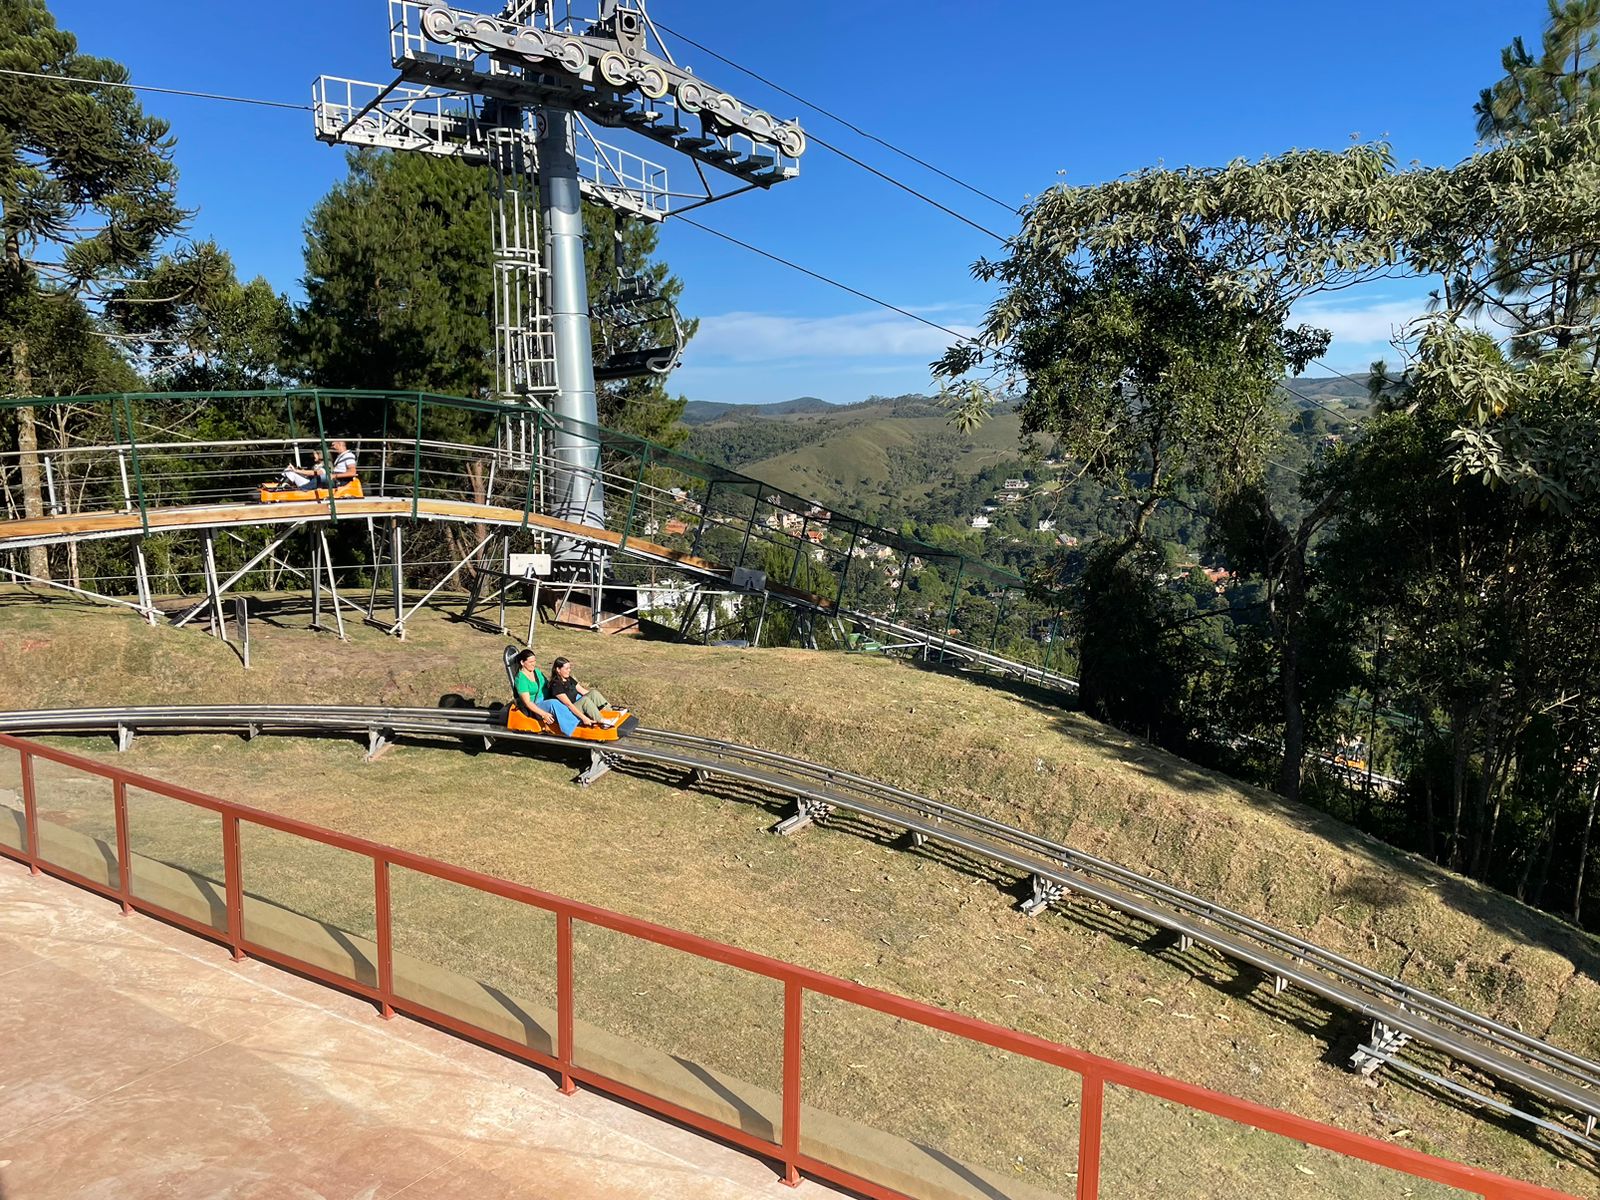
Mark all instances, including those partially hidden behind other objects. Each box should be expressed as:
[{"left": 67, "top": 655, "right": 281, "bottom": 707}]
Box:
[
  {"left": 685, "top": 394, "right": 1032, "bottom": 517},
  {"left": 1, "top": 594, "right": 1596, "bottom": 1193},
  {"left": 682, "top": 396, "right": 837, "bottom": 424}
]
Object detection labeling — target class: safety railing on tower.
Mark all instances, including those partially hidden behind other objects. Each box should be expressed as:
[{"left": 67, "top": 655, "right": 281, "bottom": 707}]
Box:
[{"left": 0, "top": 732, "right": 1577, "bottom": 1200}]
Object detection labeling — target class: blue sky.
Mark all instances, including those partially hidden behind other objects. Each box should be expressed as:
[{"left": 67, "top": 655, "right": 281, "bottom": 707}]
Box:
[{"left": 53, "top": 0, "right": 1553, "bottom": 404}]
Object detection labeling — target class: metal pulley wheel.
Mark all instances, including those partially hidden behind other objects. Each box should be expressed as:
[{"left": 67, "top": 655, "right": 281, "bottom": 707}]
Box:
[
  {"left": 511, "top": 29, "right": 548, "bottom": 60},
  {"left": 676, "top": 80, "right": 707, "bottom": 113},
  {"left": 556, "top": 38, "right": 589, "bottom": 73},
  {"left": 776, "top": 123, "right": 806, "bottom": 158},
  {"left": 599, "top": 51, "right": 633, "bottom": 87},
  {"left": 421, "top": 5, "right": 457, "bottom": 41},
  {"left": 637, "top": 66, "right": 669, "bottom": 99},
  {"left": 745, "top": 110, "right": 776, "bottom": 139}
]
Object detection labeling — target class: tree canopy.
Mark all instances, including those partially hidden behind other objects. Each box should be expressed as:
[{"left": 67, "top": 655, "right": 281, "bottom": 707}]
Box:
[{"left": 297, "top": 147, "right": 694, "bottom": 447}]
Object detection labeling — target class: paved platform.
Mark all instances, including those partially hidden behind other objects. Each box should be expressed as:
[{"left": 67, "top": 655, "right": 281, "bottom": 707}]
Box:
[{"left": 0, "top": 858, "right": 846, "bottom": 1200}]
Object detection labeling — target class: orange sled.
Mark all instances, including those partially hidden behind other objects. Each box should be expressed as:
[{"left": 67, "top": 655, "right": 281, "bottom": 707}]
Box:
[
  {"left": 259, "top": 478, "right": 364, "bottom": 503},
  {"left": 501, "top": 646, "right": 637, "bottom": 741}
]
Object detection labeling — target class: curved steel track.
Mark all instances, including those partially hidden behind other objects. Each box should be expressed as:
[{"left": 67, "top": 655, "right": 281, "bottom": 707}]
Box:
[{"left": 2, "top": 703, "right": 1596, "bottom": 1155}]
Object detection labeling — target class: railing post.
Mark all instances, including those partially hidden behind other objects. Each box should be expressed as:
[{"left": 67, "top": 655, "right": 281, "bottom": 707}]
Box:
[
  {"left": 891, "top": 551, "right": 910, "bottom": 622},
  {"left": 689, "top": 478, "right": 716, "bottom": 557},
  {"left": 113, "top": 779, "right": 132, "bottom": 915},
  {"left": 617, "top": 445, "right": 647, "bottom": 554},
  {"left": 940, "top": 558, "right": 966, "bottom": 662},
  {"left": 20, "top": 748, "right": 39, "bottom": 875},
  {"left": 413, "top": 393, "right": 424, "bottom": 521},
  {"left": 374, "top": 856, "right": 395, "bottom": 1020},
  {"left": 223, "top": 813, "right": 245, "bottom": 961},
  {"left": 557, "top": 911, "right": 575, "bottom": 1095},
  {"left": 1076, "top": 1070, "right": 1104, "bottom": 1200},
  {"left": 43, "top": 453, "right": 59, "bottom": 515},
  {"left": 781, "top": 977, "right": 803, "bottom": 1187},
  {"left": 313, "top": 392, "right": 336, "bottom": 524},
  {"left": 519, "top": 407, "right": 540, "bottom": 532},
  {"left": 119, "top": 393, "right": 149, "bottom": 536},
  {"left": 788, "top": 518, "right": 808, "bottom": 587},
  {"left": 835, "top": 525, "right": 860, "bottom": 614},
  {"left": 736, "top": 490, "right": 761, "bottom": 573}
]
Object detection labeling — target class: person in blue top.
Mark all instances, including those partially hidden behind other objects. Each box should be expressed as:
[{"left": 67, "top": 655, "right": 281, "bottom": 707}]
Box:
[{"left": 512, "top": 648, "right": 579, "bottom": 735}]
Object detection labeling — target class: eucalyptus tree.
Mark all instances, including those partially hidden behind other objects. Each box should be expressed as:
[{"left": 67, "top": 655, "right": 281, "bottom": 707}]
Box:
[
  {"left": 934, "top": 145, "right": 1410, "bottom": 792},
  {"left": 937, "top": 106, "right": 1600, "bottom": 808}
]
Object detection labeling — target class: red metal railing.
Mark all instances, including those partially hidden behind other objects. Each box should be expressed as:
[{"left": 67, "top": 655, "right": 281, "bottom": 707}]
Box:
[{"left": 0, "top": 732, "right": 1581, "bottom": 1200}]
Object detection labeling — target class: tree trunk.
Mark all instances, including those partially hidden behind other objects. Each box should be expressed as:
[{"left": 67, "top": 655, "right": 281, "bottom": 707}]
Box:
[
  {"left": 1470, "top": 728, "right": 1511, "bottom": 879},
  {"left": 1515, "top": 808, "right": 1554, "bottom": 903},
  {"left": 1449, "top": 701, "right": 1472, "bottom": 870},
  {"left": 12, "top": 337, "right": 49, "bottom": 581},
  {"left": 1574, "top": 768, "right": 1600, "bottom": 926},
  {"left": 1277, "top": 618, "right": 1304, "bottom": 803}
]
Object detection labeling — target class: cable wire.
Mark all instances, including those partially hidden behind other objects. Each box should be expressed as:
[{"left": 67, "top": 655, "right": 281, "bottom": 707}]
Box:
[
  {"left": 672, "top": 215, "right": 976, "bottom": 344},
  {"left": 805, "top": 130, "right": 1012, "bottom": 243},
  {"left": 0, "top": 67, "right": 310, "bottom": 111},
  {"left": 651, "top": 20, "right": 1022, "bottom": 218}
]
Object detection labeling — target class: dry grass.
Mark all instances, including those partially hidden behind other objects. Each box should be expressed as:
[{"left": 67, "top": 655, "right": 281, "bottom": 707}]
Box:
[{"left": 1, "top": 588, "right": 1596, "bottom": 1194}]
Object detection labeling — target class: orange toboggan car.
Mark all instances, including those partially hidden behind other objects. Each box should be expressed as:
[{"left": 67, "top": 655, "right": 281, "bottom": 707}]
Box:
[{"left": 500, "top": 646, "right": 637, "bottom": 741}]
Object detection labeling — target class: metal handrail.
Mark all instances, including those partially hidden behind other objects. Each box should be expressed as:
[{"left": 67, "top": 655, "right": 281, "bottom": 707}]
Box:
[
  {"left": 0, "top": 704, "right": 1595, "bottom": 1150},
  {"left": 0, "top": 727, "right": 1576, "bottom": 1200},
  {"left": 0, "top": 430, "right": 1074, "bottom": 690}
]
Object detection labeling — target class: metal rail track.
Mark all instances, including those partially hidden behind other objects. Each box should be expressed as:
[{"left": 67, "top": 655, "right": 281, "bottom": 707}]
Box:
[{"left": 3, "top": 703, "right": 1596, "bottom": 1155}]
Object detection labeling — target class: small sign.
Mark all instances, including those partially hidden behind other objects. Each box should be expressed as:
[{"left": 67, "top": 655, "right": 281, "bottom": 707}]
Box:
[
  {"left": 731, "top": 567, "right": 767, "bottom": 593},
  {"left": 509, "top": 552, "right": 552, "bottom": 578}
]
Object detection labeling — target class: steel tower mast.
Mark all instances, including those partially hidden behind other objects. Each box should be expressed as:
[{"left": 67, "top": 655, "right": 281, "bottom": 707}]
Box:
[{"left": 312, "top": 1, "right": 806, "bottom": 583}]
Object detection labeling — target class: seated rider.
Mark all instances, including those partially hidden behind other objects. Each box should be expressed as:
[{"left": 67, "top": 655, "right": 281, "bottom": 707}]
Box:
[
  {"left": 547, "top": 656, "right": 623, "bottom": 729},
  {"left": 279, "top": 439, "right": 357, "bottom": 490},
  {"left": 512, "top": 648, "right": 579, "bottom": 735}
]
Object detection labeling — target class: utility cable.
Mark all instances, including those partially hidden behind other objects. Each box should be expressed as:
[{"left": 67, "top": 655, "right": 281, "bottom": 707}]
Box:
[
  {"left": 672, "top": 215, "right": 977, "bottom": 344},
  {"left": 0, "top": 67, "right": 310, "bottom": 111},
  {"left": 651, "top": 19, "right": 1022, "bottom": 219},
  {"left": 804, "top": 130, "right": 1012, "bottom": 243},
  {"left": 15, "top": 63, "right": 1363, "bottom": 406}
]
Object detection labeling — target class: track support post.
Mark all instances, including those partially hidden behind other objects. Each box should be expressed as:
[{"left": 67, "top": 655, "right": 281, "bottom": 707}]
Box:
[
  {"left": 576, "top": 748, "right": 615, "bottom": 787},
  {"left": 1350, "top": 1020, "right": 1412, "bottom": 1077},
  {"left": 1019, "top": 873, "right": 1067, "bottom": 916},
  {"left": 774, "top": 794, "right": 833, "bottom": 836}
]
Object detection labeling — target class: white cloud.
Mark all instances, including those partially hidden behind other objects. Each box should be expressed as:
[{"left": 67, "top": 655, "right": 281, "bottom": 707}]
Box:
[
  {"left": 1293, "top": 297, "right": 1426, "bottom": 346},
  {"left": 687, "top": 309, "right": 977, "bottom": 364}
]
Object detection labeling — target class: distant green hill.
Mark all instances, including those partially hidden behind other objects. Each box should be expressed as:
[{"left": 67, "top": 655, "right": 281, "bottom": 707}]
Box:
[
  {"left": 683, "top": 394, "right": 1035, "bottom": 518},
  {"left": 1281, "top": 374, "right": 1374, "bottom": 413},
  {"left": 681, "top": 396, "right": 838, "bottom": 425}
]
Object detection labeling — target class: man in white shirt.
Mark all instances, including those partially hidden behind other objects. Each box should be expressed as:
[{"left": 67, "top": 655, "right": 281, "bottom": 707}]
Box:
[{"left": 280, "top": 440, "right": 357, "bottom": 489}]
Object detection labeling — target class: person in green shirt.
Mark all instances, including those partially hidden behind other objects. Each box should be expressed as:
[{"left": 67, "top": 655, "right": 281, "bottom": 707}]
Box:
[{"left": 511, "top": 649, "right": 577, "bottom": 734}]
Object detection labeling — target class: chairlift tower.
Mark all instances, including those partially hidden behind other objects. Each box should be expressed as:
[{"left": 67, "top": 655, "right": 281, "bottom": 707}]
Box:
[{"left": 312, "top": 1, "right": 805, "bottom": 580}]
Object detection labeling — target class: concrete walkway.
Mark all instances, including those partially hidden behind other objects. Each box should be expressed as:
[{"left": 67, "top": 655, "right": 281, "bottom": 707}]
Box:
[{"left": 0, "top": 858, "right": 846, "bottom": 1200}]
